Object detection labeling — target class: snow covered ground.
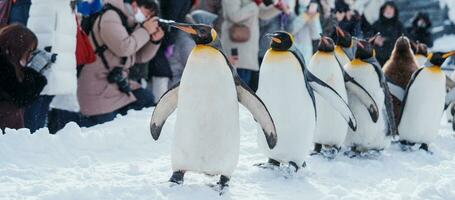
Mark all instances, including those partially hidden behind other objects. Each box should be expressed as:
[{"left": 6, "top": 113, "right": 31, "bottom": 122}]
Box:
[{"left": 2, "top": 106, "right": 455, "bottom": 200}]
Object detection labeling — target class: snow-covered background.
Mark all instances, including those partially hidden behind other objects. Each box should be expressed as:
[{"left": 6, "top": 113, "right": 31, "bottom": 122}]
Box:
[{"left": 2, "top": 103, "right": 455, "bottom": 200}]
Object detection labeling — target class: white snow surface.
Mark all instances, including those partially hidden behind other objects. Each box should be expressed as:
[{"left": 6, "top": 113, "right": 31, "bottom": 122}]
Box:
[{"left": 2, "top": 107, "right": 455, "bottom": 200}]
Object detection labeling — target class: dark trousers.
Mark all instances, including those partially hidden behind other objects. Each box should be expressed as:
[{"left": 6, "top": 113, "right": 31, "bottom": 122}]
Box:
[
  {"left": 8, "top": 0, "right": 31, "bottom": 25},
  {"left": 24, "top": 95, "right": 53, "bottom": 133},
  {"left": 78, "top": 88, "right": 155, "bottom": 128},
  {"left": 48, "top": 109, "right": 83, "bottom": 134},
  {"left": 237, "top": 68, "right": 259, "bottom": 92}
]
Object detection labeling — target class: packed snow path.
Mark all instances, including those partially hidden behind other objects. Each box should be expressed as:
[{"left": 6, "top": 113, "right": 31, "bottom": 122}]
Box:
[{"left": 2, "top": 107, "right": 455, "bottom": 200}]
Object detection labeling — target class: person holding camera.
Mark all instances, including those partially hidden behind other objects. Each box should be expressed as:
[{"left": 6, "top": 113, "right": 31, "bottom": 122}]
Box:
[
  {"left": 77, "top": 0, "right": 163, "bottom": 127},
  {"left": 0, "top": 24, "right": 48, "bottom": 131},
  {"left": 221, "top": 0, "right": 284, "bottom": 91}
]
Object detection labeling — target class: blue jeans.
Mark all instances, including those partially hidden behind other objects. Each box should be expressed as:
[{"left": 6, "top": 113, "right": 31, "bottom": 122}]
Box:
[
  {"left": 237, "top": 69, "right": 253, "bottom": 86},
  {"left": 24, "top": 95, "right": 54, "bottom": 133},
  {"left": 79, "top": 88, "right": 155, "bottom": 128},
  {"left": 8, "top": 0, "right": 31, "bottom": 25}
]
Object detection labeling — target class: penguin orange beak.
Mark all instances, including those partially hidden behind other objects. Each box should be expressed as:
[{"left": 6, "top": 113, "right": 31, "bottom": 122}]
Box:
[
  {"left": 171, "top": 24, "right": 197, "bottom": 35},
  {"left": 443, "top": 51, "right": 455, "bottom": 59},
  {"left": 335, "top": 26, "right": 345, "bottom": 38},
  {"left": 357, "top": 41, "right": 365, "bottom": 49},
  {"left": 265, "top": 33, "right": 282, "bottom": 43}
]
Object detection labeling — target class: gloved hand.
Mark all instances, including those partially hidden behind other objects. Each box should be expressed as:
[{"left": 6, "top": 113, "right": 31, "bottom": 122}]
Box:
[{"left": 27, "top": 49, "right": 57, "bottom": 73}]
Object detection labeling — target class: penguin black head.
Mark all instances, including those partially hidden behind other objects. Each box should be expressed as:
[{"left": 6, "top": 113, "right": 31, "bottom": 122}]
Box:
[
  {"left": 318, "top": 35, "right": 335, "bottom": 52},
  {"left": 170, "top": 23, "right": 217, "bottom": 45},
  {"left": 335, "top": 26, "right": 352, "bottom": 48},
  {"left": 266, "top": 31, "right": 294, "bottom": 51},
  {"left": 394, "top": 36, "right": 412, "bottom": 53},
  {"left": 427, "top": 51, "right": 455, "bottom": 66},
  {"left": 415, "top": 42, "right": 429, "bottom": 56},
  {"left": 355, "top": 40, "right": 375, "bottom": 60}
]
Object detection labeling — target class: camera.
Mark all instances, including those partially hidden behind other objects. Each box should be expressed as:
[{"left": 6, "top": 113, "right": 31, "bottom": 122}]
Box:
[
  {"left": 27, "top": 49, "right": 57, "bottom": 73},
  {"left": 107, "top": 67, "right": 132, "bottom": 95}
]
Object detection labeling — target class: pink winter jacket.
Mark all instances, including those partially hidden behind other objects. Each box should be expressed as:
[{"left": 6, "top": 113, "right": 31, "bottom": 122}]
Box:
[{"left": 77, "top": 0, "right": 159, "bottom": 116}]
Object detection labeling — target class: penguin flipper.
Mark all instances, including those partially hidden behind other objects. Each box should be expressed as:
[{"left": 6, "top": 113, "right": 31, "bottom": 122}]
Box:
[
  {"left": 398, "top": 68, "right": 424, "bottom": 126},
  {"left": 345, "top": 77, "right": 380, "bottom": 122},
  {"left": 234, "top": 77, "right": 277, "bottom": 149},
  {"left": 306, "top": 71, "right": 357, "bottom": 131},
  {"left": 150, "top": 83, "right": 179, "bottom": 140}
]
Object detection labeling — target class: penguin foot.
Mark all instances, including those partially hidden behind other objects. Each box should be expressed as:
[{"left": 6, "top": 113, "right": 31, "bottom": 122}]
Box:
[
  {"left": 254, "top": 158, "right": 281, "bottom": 169},
  {"left": 420, "top": 143, "right": 433, "bottom": 154},
  {"left": 321, "top": 145, "right": 341, "bottom": 160},
  {"left": 310, "top": 143, "right": 323, "bottom": 156},
  {"left": 288, "top": 161, "right": 299, "bottom": 172},
  {"left": 344, "top": 146, "right": 360, "bottom": 158},
  {"left": 213, "top": 175, "right": 230, "bottom": 195},
  {"left": 169, "top": 171, "right": 185, "bottom": 185},
  {"left": 400, "top": 140, "right": 415, "bottom": 152}
]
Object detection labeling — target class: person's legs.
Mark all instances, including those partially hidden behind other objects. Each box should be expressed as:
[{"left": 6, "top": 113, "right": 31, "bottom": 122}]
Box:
[
  {"left": 8, "top": 0, "right": 31, "bottom": 25},
  {"left": 79, "top": 112, "right": 117, "bottom": 128},
  {"left": 150, "top": 76, "right": 170, "bottom": 104},
  {"left": 48, "top": 109, "right": 82, "bottom": 134},
  {"left": 236, "top": 68, "right": 253, "bottom": 88},
  {"left": 24, "top": 95, "right": 54, "bottom": 133},
  {"left": 118, "top": 88, "right": 155, "bottom": 115}
]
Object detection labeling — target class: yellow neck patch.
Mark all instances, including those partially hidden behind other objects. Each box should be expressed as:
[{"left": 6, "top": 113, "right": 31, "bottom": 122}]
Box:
[
  {"left": 350, "top": 59, "right": 365, "bottom": 67},
  {"left": 335, "top": 46, "right": 344, "bottom": 55},
  {"left": 427, "top": 66, "right": 442, "bottom": 73},
  {"left": 211, "top": 29, "right": 217, "bottom": 42}
]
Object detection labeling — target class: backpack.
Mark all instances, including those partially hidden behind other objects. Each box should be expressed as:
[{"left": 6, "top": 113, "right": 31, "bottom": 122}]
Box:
[{"left": 77, "top": 3, "right": 133, "bottom": 75}]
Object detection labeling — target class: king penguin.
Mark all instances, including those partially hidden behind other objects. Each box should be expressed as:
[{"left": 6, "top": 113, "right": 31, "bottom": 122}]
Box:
[
  {"left": 309, "top": 35, "right": 378, "bottom": 159},
  {"left": 256, "top": 31, "right": 357, "bottom": 171},
  {"left": 398, "top": 51, "right": 455, "bottom": 152},
  {"left": 333, "top": 26, "right": 357, "bottom": 67},
  {"left": 414, "top": 42, "right": 429, "bottom": 67},
  {"left": 149, "top": 23, "right": 277, "bottom": 190},
  {"left": 383, "top": 36, "right": 418, "bottom": 126},
  {"left": 344, "top": 39, "right": 397, "bottom": 157}
]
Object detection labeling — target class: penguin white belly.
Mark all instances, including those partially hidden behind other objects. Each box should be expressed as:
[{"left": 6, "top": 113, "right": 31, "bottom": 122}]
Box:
[
  {"left": 344, "top": 62, "right": 389, "bottom": 150},
  {"left": 335, "top": 46, "right": 351, "bottom": 67},
  {"left": 172, "top": 46, "right": 239, "bottom": 176},
  {"left": 398, "top": 69, "right": 445, "bottom": 144},
  {"left": 308, "top": 52, "right": 348, "bottom": 146},
  {"left": 256, "top": 50, "right": 314, "bottom": 165}
]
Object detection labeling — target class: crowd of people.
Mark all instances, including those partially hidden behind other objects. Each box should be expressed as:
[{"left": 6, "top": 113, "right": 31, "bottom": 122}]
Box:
[{"left": 0, "top": 0, "right": 436, "bottom": 133}]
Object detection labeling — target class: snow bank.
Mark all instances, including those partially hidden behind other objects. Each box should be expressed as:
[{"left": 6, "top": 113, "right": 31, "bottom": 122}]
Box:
[
  {"left": 440, "top": 0, "right": 455, "bottom": 23},
  {"left": 2, "top": 107, "right": 455, "bottom": 199}
]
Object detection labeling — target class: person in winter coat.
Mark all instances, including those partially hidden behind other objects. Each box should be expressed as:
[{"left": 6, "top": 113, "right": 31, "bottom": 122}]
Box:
[
  {"left": 0, "top": 24, "right": 47, "bottom": 131},
  {"left": 352, "top": 0, "right": 385, "bottom": 34},
  {"left": 407, "top": 12, "right": 433, "bottom": 48},
  {"left": 221, "top": 0, "right": 283, "bottom": 90},
  {"left": 291, "top": 0, "right": 322, "bottom": 62},
  {"left": 26, "top": 0, "right": 78, "bottom": 133},
  {"left": 77, "top": 0, "right": 162, "bottom": 127},
  {"left": 146, "top": 0, "right": 193, "bottom": 103},
  {"left": 8, "top": 0, "right": 31, "bottom": 25},
  {"left": 332, "top": 0, "right": 361, "bottom": 38},
  {"left": 370, "top": 1, "right": 406, "bottom": 66}
]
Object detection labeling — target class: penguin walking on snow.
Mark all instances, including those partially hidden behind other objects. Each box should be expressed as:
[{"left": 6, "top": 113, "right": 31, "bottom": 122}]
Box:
[
  {"left": 149, "top": 23, "right": 277, "bottom": 190},
  {"left": 344, "top": 39, "right": 397, "bottom": 157},
  {"left": 398, "top": 51, "right": 455, "bottom": 152},
  {"left": 256, "top": 31, "right": 357, "bottom": 171},
  {"left": 309, "top": 35, "right": 378, "bottom": 159},
  {"left": 383, "top": 36, "right": 418, "bottom": 127}
]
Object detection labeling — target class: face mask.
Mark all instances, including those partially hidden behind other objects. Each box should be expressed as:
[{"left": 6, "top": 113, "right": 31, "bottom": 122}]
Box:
[{"left": 135, "top": 9, "right": 146, "bottom": 23}]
